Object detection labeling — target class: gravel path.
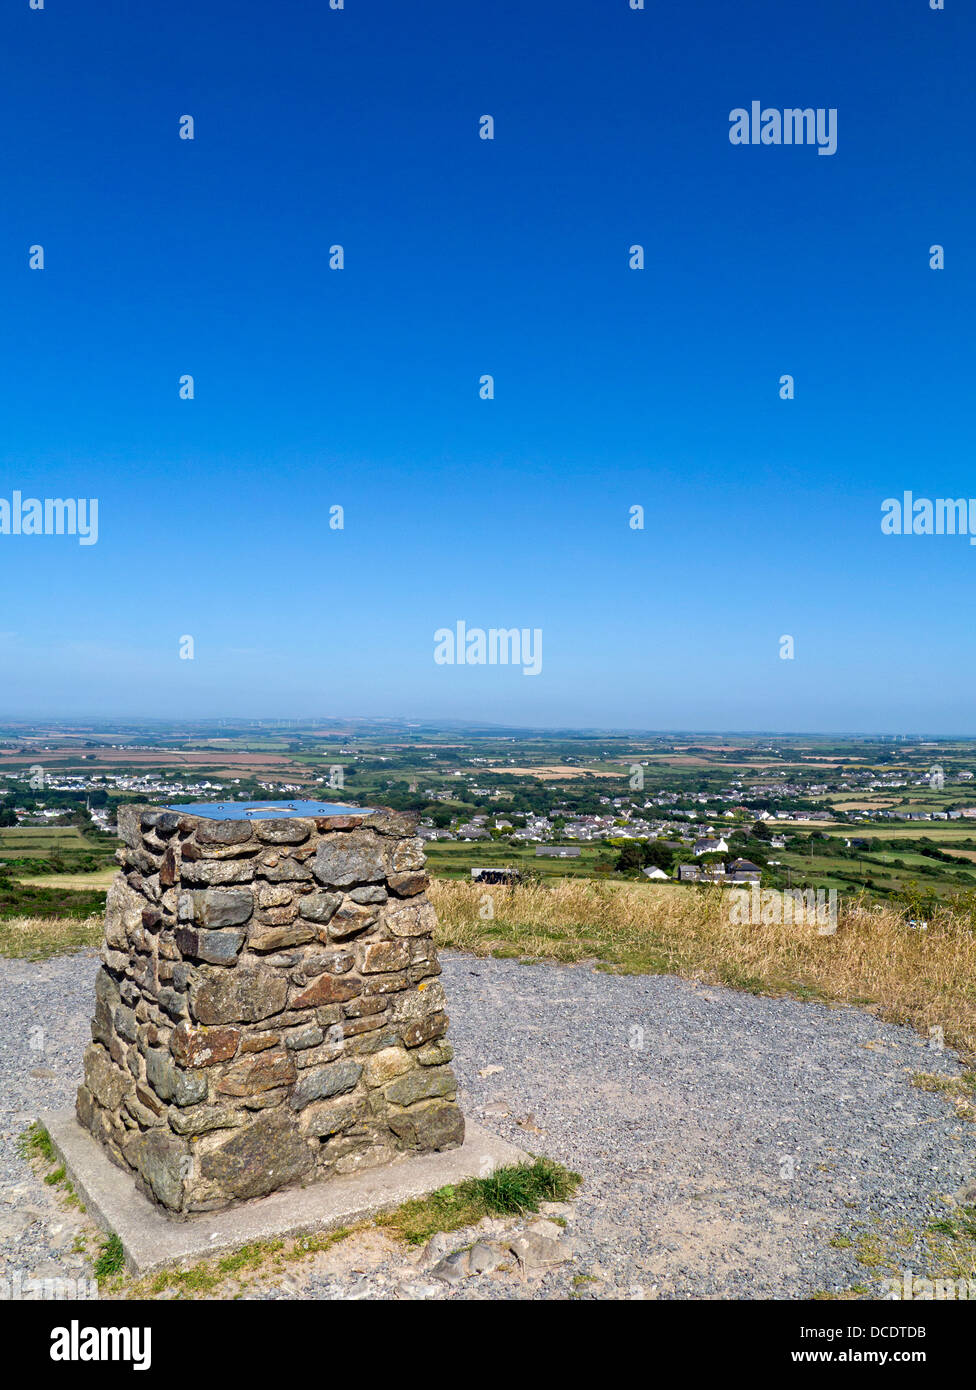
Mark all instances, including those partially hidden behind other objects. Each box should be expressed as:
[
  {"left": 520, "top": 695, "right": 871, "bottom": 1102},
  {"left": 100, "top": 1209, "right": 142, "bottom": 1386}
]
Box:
[{"left": 1, "top": 949, "right": 972, "bottom": 1299}]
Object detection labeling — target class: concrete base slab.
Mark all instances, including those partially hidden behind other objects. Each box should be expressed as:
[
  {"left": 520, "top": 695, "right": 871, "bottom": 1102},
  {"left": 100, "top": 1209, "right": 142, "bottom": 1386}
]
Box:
[{"left": 43, "top": 1110, "right": 529, "bottom": 1277}]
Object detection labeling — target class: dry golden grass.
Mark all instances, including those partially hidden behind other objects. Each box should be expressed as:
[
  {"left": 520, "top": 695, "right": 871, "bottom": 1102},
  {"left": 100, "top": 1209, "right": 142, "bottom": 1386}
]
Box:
[
  {"left": 0, "top": 914, "right": 103, "bottom": 961},
  {"left": 429, "top": 878, "right": 976, "bottom": 1059}
]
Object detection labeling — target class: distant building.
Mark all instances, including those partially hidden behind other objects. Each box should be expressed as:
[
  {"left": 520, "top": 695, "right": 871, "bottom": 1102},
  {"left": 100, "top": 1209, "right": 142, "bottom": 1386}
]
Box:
[
  {"left": 694, "top": 837, "right": 728, "bottom": 856},
  {"left": 642, "top": 866, "right": 670, "bottom": 881},
  {"left": 535, "top": 846, "right": 580, "bottom": 858}
]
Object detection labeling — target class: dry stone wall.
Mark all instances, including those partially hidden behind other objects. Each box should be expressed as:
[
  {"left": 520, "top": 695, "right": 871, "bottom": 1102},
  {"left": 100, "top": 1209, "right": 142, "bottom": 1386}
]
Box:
[{"left": 76, "top": 804, "right": 464, "bottom": 1216}]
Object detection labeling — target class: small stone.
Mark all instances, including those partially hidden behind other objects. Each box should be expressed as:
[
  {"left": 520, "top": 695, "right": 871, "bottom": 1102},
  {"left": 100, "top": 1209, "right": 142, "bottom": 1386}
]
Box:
[
  {"left": 468, "top": 1242, "right": 504, "bottom": 1275},
  {"left": 291, "top": 972, "right": 361, "bottom": 1008},
  {"left": 190, "top": 966, "right": 288, "bottom": 1026},
  {"left": 175, "top": 926, "right": 246, "bottom": 966},
  {"left": 170, "top": 1021, "right": 240, "bottom": 1068},
  {"left": 384, "top": 1064, "right": 456, "bottom": 1107},
  {"left": 145, "top": 1048, "right": 208, "bottom": 1107},
  {"left": 290, "top": 1059, "right": 363, "bottom": 1109},
  {"left": 313, "top": 830, "right": 390, "bottom": 887},
  {"left": 387, "top": 872, "right": 429, "bottom": 897},
  {"left": 188, "top": 888, "right": 253, "bottom": 929},
  {"left": 216, "top": 1049, "right": 296, "bottom": 1097},
  {"left": 248, "top": 924, "right": 315, "bottom": 953},
  {"left": 255, "top": 819, "right": 312, "bottom": 844},
  {"left": 363, "top": 1046, "right": 412, "bottom": 1088},
  {"left": 360, "top": 940, "right": 410, "bottom": 974},
  {"left": 430, "top": 1250, "right": 471, "bottom": 1284},
  {"left": 298, "top": 891, "right": 342, "bottom": 925}
]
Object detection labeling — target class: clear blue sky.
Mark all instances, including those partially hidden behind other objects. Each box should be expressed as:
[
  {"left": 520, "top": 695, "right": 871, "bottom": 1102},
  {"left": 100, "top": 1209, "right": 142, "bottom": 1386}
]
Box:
[{"left": 1, "top": 0, "right": 973, "bottom": 732}]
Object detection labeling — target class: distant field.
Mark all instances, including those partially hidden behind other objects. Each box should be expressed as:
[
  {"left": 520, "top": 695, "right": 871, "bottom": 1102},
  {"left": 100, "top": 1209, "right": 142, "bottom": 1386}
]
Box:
[
  {"left": 16, "top": 868, "right": 118, "bottom": 890},
  {"left": 0, "top": 827, "right": 88, "bottom": 859},
  {"left": 484, "top": 765, "right": 618, "bottom": 780},
  {"left": 425, "top": 840, "right": 610, "bottom": 879}
]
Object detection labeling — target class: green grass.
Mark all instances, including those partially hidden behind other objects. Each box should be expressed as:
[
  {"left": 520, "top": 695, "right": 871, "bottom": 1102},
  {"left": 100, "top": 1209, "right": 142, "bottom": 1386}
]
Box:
[
  {"left": 0, "top": 827, "right": 90, "bottom": 859},
  {"left": 17, "top": 1120, "right": 56, "bottom": 1165},
  {"left": 377, "top": 1157, "right": 581, "bottom": 1246},
  {"left": 94, "top": 1234, "right": 125, "bottom": 1282},
  {"left": 0, "top": 878, "right": 108, "bottom": 924}
]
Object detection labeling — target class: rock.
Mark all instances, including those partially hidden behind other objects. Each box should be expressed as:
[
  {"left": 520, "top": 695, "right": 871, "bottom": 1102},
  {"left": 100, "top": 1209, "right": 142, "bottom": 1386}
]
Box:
[
  {"left": 187, "top": 888, "right": 253, "bottom": 928},
  {"left": 290, "top": 1059, "right": 363, "bottom": 1110},
  {"left": 82, "top": 1044, "right": 131, "bottom": 1111},
  {"left": 175, "top": 926, "right": 245, "bottom": 965},
  {"left": 507, "top": 1232, "right": 571, "bottom": 1271},
  {"left": 401, "top": 1012, "right": 449, "bottom": 1049},
  {"left": 468, "top": 1242, "right": 505, "bottom": 1274},
  {"left": 145, "top": 1048, "right": 208, "bottom": 1107},
  {"left": 386, "top": 1099, "right": 464, "bottom": 1150},
  {"left": 299, "top": 1096, "right": 365, "bottom": 1137},
  {"left": 168, "top": 1104, "right": 242, "bottom": 1136},
  {"left": 126, "top": 1129, "right": 190, "bottom": 1210},
  {"left": 199, "top": 1112, "right": 313, "bottom": 1200},
  {"left": 302, "top": 949, "right": 354, "bottom": 977},
  {"left": 190, "top": 966, "right": 288, "bottom": 1025},
  {"left": 327, "top": 901, "right": 378, "bottom": 940},
  {"left": 384, "top": 1064, "right": 456, "bottom": 1107},
  {"left": 255, "top": 819, "right": 313, "bottom": 845},
  {"left": 291, "top": 973, "right": 361, "bottom": 1008},
  {"left": 181, "top": 859, "right": 255, "bottom": 886},
  {"left": 103, "top": 876, "right": 144, "bottom": 950},
  {"left": 955, "top": 1176, "right": 976, "bottom": 1206},
  {"left": 387, "top": 872, "right": 429, "bottom": 897},
  {"left": 170, "top": 1022, "right": 241, "bottom": 1067},
  {"left": 350, "top": 885, "right": 388, "bottom": 905},
  {"left": 298, "top": 891, "right": 342, "bottom": 925},
  {"left": 313, "top": 830, "right": 389, "bottom": 887},
  {"left": 363, "top": 1046, "right": 413, "bottom": 1087},
  {"left": 526, "top": 1218, "right": 565, "bottom": 1240},
  {"left": 385, "top": 902, "right": 436, "bottom": 938},
  {"left": 248, "top": 924, "right": 315, "bottom": 952},
  {"left": 216, "top": 1049, "right": 296, "bottom": 1097},
  {"left": 259, "top": 858, "right": 313, "bottom": 882},
  {"left": 195, "top": 819, "right": 255, "bottom": 846},
  {"left": 391, "top": 838, "right": 425, "bottom": 872},
  {"left": 360, "top": 940, "right": 411, "bottom": 974},
  {"left": 430, "top": 1250, "right": 471, "bottom": 1284},
  {"left": 418, "top": 1231, "right": 456, "bottom": 1267},
  {"left": 516, "top": 1112, "right": 543, "bottom": 1134}
]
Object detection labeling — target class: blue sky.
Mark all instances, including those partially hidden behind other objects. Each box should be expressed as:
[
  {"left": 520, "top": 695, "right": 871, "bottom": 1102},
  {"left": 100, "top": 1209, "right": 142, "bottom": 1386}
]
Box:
[{"left": 0, "top": 0, "right": 973, "bottom": 731}]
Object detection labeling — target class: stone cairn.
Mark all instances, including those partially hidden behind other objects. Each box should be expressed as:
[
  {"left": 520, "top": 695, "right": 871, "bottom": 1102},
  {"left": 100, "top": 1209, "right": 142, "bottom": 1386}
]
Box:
[{"left": 76, "top": 803, "right": 464, "bottom": 1216}]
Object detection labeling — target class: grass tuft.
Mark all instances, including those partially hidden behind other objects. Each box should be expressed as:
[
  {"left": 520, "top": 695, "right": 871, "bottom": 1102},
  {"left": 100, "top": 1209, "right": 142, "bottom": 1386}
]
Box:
[
  {"left": 17, "top": 1121, "right": 56, "bottom": 1165},
  {"left": 94, "top": 1234, "right": 125, "bottom": 1282},
  {"left": 378, "top": 1158, "right": 581, "bottom": 1246}
]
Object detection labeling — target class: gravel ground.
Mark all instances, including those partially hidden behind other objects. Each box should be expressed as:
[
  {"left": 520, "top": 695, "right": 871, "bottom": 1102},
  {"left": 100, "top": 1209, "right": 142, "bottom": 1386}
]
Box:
[{"left": 1, "top": 948, "right": 973, "bottom": 1300}]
